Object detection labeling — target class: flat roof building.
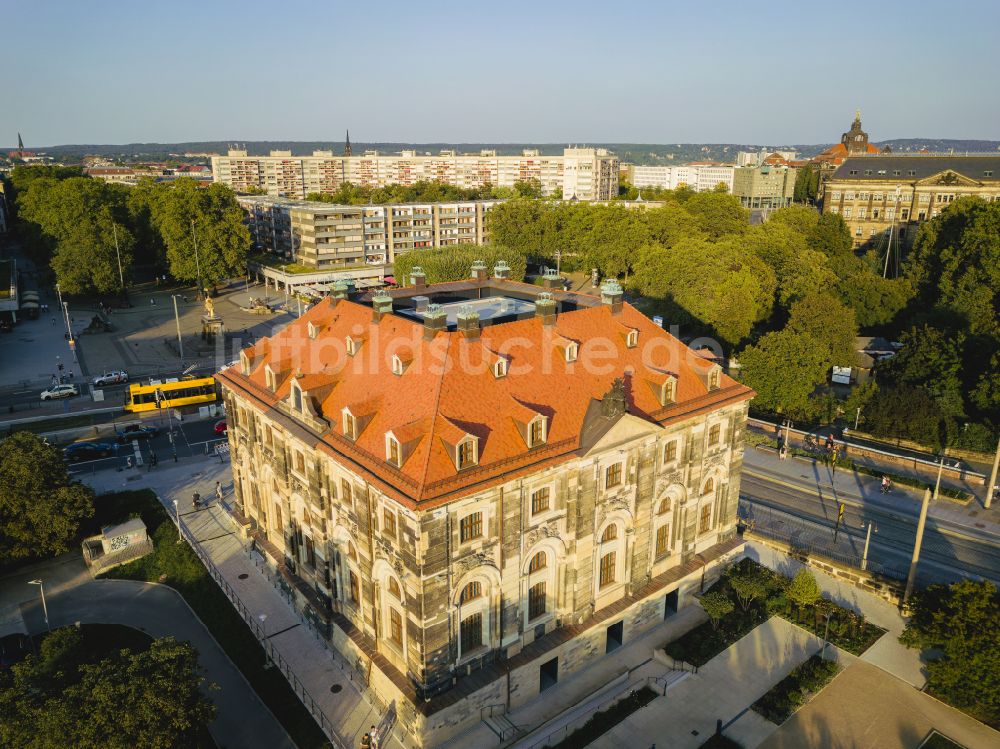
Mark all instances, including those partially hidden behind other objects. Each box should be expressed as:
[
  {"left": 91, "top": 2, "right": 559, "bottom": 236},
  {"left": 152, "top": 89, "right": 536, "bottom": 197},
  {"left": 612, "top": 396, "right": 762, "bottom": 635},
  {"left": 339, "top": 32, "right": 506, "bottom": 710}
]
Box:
[{"left": 214, "top": 147, "right": 619, "bottom": 201}]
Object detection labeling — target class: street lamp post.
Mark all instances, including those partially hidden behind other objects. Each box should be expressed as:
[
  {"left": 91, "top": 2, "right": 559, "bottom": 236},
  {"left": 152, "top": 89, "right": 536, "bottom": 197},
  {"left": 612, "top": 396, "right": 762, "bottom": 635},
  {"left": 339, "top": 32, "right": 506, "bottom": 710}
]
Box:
[
  {"left": 258, "top": 614, "right": 271, "bottom": 668},
  {"left": 860, "top": 520, "right": 877, "bottom": 571},
  {"left": 171, "top": 295, "right": 184, "bottom": 363},
  {"left": 111, "top": 222, "right": 125, "bottom": 291},
  {"left": 903, "top": 454, "right": 945, "bottom": 606},
  {"left": 172, "top": 498, "right": 182, "bottom": 542},
  {"left": 191, "top": 219, "right": 203, "bottom": 297},
  {"left": 821, "top": 609, "right": 832, "bottom": 659},
  {"left": 986, "top": 435, "right": 1000, "bottom": 510},
  {"left": 28, "top": 579, "right": 49, "bottom": 631}
]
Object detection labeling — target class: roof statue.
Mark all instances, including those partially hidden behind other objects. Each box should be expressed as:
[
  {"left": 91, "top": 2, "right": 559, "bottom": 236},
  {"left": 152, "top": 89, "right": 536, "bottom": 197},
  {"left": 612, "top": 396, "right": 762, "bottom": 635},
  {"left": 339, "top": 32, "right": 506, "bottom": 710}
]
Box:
[{"left": 600, "top": 377, "right": 627, "bottom": 419}]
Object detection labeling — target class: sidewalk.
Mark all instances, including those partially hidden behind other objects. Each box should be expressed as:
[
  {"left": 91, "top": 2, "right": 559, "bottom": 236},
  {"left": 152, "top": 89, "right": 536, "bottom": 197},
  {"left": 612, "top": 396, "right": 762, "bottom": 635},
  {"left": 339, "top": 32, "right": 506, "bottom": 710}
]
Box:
[
  {"left": 80, "top": 457, "right": 397, "bottom": 749},
  {"left": 742, "top": 447, "right": 1000, "bottom": 542},
  {"left": 587, "top": 617, "right": 822, "bottom": 749}
]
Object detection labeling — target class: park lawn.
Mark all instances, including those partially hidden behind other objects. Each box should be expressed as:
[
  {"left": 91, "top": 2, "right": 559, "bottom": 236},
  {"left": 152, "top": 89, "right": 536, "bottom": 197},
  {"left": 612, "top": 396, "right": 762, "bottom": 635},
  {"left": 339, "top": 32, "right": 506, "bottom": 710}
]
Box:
[{"left": 96, "top": 490, "right": 330, "bottom": 749}]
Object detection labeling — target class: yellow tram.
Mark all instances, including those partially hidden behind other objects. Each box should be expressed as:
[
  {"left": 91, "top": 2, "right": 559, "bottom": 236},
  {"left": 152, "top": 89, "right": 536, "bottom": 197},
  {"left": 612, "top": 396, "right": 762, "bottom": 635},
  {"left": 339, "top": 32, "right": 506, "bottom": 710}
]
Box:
[{"left": 124, "top": 377, "right": 218, "bottom": 413}]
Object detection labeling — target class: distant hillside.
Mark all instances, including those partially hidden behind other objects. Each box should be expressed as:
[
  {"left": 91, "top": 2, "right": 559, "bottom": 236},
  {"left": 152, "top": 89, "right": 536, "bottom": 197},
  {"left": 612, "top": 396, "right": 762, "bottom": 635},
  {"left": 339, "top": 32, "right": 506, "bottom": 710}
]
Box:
[{"left": 7, "top": 139, "right": 1000, "bottom": 166}]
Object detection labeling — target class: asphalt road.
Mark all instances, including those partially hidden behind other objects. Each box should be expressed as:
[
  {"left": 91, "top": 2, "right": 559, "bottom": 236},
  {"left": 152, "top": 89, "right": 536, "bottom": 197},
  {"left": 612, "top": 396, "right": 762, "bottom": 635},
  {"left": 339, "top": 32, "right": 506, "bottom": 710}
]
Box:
[
  {"left": 740, "top": 473, "right": 1000, "bottom": 586},
  {"left": 65, "top": 417, "right": 227, "bottom": 476}
]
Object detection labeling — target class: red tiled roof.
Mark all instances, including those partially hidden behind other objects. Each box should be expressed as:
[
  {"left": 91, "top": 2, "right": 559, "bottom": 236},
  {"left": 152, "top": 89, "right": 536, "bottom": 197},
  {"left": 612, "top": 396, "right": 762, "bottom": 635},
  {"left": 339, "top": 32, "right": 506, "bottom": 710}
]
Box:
[{"left": 218, "top": 295, "right": 754, "bottom": 509}]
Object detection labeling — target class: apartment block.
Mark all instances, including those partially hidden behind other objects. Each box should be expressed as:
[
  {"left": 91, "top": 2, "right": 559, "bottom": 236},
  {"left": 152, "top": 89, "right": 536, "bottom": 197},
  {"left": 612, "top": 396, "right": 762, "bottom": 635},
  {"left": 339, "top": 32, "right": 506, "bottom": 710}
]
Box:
[
  {"left": 626, "top": 163, "right": 734, "bottom": 193},
  {"left": 215, "top": 148, "right": 618, "bottom": 201},
  {"left": 238, "top": 195, "right": 498, "bottom": 268}
]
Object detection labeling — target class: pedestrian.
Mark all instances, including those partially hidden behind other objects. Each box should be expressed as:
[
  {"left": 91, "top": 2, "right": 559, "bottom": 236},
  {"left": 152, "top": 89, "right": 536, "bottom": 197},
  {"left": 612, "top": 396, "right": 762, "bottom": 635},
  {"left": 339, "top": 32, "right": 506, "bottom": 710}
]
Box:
[
  {"left": 126, "top": 456, "right": 133, "bottom": 469},
  {"left": 216, "top": 481, "right": 224, "bottom": 501},
  {"left": 150, "top": 298, "right": 155, "bottom": 307},
  {"left": 51, "top": 316, "right": 56, "bottom": 326},
  {"left": 150, "top": 450, "right": 158, "bottom": 468}
]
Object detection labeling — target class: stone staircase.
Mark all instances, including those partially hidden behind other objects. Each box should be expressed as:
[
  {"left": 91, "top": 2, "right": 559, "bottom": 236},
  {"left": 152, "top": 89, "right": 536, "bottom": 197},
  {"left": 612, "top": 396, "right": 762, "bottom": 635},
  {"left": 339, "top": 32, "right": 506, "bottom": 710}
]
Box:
[{"left": 483, "top": 711, "right": 522, "bottom": 743}]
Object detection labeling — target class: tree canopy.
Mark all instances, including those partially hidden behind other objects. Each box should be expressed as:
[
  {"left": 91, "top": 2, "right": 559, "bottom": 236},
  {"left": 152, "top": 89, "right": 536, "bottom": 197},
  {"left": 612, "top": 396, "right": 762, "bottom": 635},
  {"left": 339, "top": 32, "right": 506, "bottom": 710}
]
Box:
[
  {"left": 900, "top": 580, "right": 1000, "bottom": 728},
  {"left": 738, "top": 331, "right": 829, "bottom": 417},
  {"left": 0, "top": 627, "right": 216, "bottom": 748},
  {"left": 0, "top": 432, "right": 94, "bottom": 565}
]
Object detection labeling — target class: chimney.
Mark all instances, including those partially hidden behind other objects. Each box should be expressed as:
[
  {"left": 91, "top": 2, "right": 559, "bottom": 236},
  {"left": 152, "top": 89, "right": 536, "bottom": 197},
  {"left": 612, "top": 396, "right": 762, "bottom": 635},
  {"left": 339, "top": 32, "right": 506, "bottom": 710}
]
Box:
[
  {"left": 332, "top": 281, "right": 350, "bottom": 301},
  {"left": 542, "top": 269, "right": 564, "bottom": 289},
  {"left": 493, "top": 260, "right": 511, "bottom": 280},
  {"left": 410, "top": 265, "right": 427, "bottom": 289},
  {"left": 456, "top": 304, "right": 480, "bottom": 340},
  {"left": 423, "top": 303, "right": 447, "bottom": 341},
  {"left": 412, "top": 295, "right": 430, "bottom": 312},
  {"left": 471, "top": 260, "right": 487, "bottom": 284},
  {"left": 535, "top": 292, "right": 557, "bottom": 327},
  {"left": 601, "top": 279, "right": 624, "bottom": 315},
  {"left": 371, "top": 290, "right": 393, "bottom": 323}
]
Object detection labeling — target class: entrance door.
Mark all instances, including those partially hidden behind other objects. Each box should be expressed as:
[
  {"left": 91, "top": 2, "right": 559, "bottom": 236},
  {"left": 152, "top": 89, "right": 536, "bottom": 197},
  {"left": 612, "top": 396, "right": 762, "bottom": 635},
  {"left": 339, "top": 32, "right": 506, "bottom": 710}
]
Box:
[
  {"left": 665, "top": 589, "right": 679, "bottom": 619},
  {"left": 606, "top": 621, "right": 624, "bottom": 653},
  {"left": 539, "top": 657, "right": 559, "bottom": 692}
]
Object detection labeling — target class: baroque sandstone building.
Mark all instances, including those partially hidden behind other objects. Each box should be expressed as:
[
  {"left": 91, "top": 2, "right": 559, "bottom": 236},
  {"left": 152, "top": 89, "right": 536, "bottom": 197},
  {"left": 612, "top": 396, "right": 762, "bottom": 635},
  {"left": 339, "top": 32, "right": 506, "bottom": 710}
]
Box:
[{"left": 216, "top": 266, "right": 753, "bottom": 746}]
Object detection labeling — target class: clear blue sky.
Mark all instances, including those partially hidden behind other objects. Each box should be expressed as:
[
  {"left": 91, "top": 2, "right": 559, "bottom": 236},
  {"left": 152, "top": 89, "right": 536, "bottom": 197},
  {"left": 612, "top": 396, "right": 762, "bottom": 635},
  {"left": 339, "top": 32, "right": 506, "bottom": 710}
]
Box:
[{"left": 5, "top": 0, "right": 999, "bottom": 147}]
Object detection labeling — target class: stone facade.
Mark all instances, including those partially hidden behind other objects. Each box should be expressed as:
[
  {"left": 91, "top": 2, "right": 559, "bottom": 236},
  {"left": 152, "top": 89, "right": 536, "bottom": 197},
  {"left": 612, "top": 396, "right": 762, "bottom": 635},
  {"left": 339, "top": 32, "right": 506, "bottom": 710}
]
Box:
[{"left": 217, "top": 277, "right": 754, "bottom": 747}]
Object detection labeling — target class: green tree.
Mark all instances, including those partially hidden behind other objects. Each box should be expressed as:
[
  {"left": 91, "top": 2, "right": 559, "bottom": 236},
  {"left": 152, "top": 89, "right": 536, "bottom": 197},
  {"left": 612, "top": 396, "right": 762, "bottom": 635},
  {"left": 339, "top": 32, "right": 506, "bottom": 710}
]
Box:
[
  {"left": 907, "top": 197, "right": 1000, "bottom": 339},
  {"left": 806, "top": 212, "right": 852, "bottom": 257},
  {"left": 0, "top": 627, "right": 217, "bottom": 748},
  {"left": 786, "top": 569, "right": 822, "bottom": 610},
  {"left": 0, "top": 432, "right": 95, "bottom": 565},
  {"left": 728, "top": 566, "right": 769, "bottom": 612},
  {"left": 699, "top": 590, "right": 734, "bottom": 631},
  {"left": 786, "top": 292, "right": 859, "bottom": 368},
  {"left": 878, "top": 326, "right": 966, "bottom": 420},
  {"left": 683, "top": 191, "right": 749, "bottom": 238},
  {"left": 631, "top": 237, "right": 775, "bottom": 347},
  {"left": 17, "top": 177, "right": 136, "bottom": 294},
  {"left": 642, "top": 202, "right": 704, "bottom": 248},
  {"left": 793, "top": 164, "right": 819, "bottom": 203},
  {"left": 744, "top": 223, "right": 835, "bottom": 306},
  {"left": 865, "top": 385, "right": 948, "bottom": 449},
  {"left": 900, "top": 580, "right": 1000, "bottom": 727},
  {"left": 739, "top": 330, "right": 829, "bottom": 417},
  {"left": 148, "top": 179, "right": 250, "bottom": 290},
  {"left": 769, "top": 204, "right": 820, "bottom": 236}
]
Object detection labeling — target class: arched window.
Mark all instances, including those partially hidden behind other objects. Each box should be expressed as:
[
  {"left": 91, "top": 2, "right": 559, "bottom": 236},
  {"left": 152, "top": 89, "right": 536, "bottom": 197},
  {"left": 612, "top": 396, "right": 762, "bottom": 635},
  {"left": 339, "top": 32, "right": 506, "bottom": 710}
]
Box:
[
  {"left": 460, "top": 581, "right": 482, "bottom": 604},
  {"left": 657, "top": 498, "right": 671, "bottom": 515},
  {"left": 599, "top": 551, "right": 616, "bottom": 588},
  {"left": 528, "top": 552, "right": 547, "bottom": 573},
  {"left": 601, "top": 525, "right": 618, "bottom": 543},
  {"left": 388, "top": 577, "right": 401, "bottom": 599},
  {"left": 702, "top": 478, "right": 714, "bottom": 496},
  {"left": 528, "top": 581, "right": 546, "bottom": 620}
]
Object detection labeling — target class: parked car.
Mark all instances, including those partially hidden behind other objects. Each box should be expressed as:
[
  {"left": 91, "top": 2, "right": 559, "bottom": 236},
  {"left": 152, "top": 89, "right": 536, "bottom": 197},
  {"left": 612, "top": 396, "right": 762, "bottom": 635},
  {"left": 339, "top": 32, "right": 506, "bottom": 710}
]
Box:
[
  {"left": 64, "top": 441, "right": 115, "bottom": 461},
  {"left": 214, "top": 420, "right": 228, "bottom": 435},
  {"left": 93, "top": 370, "right": 128, "bottom": 386},
  {"left": 116, "top": 424, "right": 159, "bottom": 442},
  {"left": 40, "top": 384, "right": 79, "bottom": 401}
]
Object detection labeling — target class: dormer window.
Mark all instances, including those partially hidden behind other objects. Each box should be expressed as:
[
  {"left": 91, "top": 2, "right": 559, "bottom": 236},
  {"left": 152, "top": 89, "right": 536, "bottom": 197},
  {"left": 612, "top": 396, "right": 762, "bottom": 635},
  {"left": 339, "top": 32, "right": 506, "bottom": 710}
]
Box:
[
  {"left": 565, "top": 342, "right": 578, "bottom": 363},
  {"left": 493, "top": 359, "right": 508, "bottom": 378},
  {"left": 625, "top": 330, "right": 638, "bottom": 348},
  {"left": 240, "top": 351, "right": 250, "bottom": 375},
  {"left": 265, "top": 365, "right": 276, "bottom": 392},
  {"left": 291, "top": 381, "right": 303, "bottom": 412},
  {"left": 342, "top": 409, "right": 357, "bottom": 440},
  {"left": 457, "top": 437, "right": 478, "bottom": 470},
  {"left": 392, "top": 355, "right": 405, "bottom": 376},
  {"left": 708, "top": 368, "right": 721, "bottom": 391},
  {"left": 346, "top": 336, "right": 359, "bottom": 356},
  {"left": 308, "top": 322, "right": 320, "bottom": 340},
  {"left": 528, "top": 416, "right": 547, "bottom": 447},
  {"left": 386, "top": 434, "right": 401, "bottom": 466}
]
